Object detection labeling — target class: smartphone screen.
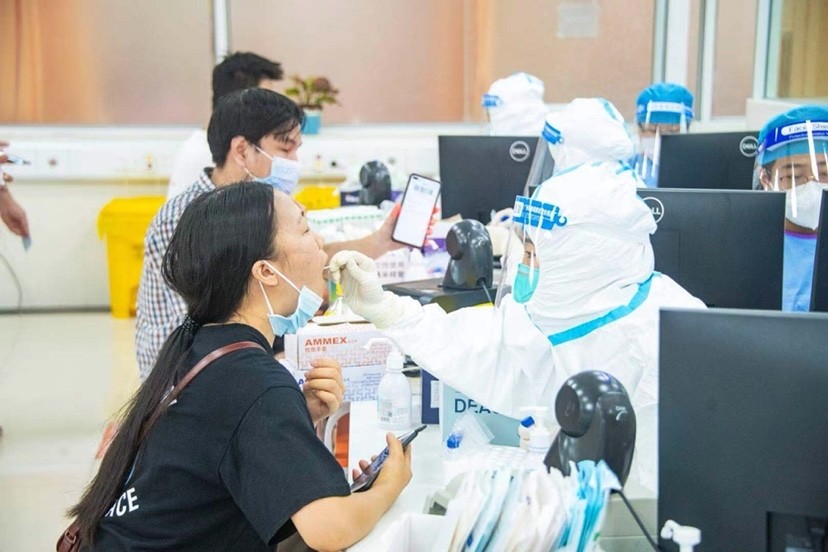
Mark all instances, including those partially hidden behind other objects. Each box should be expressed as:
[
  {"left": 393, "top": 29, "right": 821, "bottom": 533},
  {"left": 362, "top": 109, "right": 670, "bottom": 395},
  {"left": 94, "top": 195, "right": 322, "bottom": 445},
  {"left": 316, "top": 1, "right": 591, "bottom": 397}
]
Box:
[
  {"left": 350, "top": 425, "right": 426, "bottom": 492},
  {"left": 392, "top": 174, "right": 441, "bottom": 248}
]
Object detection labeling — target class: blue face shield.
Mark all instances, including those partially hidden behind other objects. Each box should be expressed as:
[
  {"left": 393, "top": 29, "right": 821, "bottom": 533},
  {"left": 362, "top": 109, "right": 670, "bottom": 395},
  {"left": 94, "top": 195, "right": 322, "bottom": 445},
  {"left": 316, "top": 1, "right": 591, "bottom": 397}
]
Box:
[
  {"left": 259, "top": 261, "right": 323, "bottom": 336},
  {"left": 513, "top": 263, "right": 540, "bottom": 303}
]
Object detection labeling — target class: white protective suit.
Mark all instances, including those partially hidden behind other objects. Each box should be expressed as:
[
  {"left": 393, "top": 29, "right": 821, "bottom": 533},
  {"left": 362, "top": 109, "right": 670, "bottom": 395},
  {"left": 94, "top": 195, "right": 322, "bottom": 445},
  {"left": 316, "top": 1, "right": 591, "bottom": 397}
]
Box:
[{"left": 329, "top": 102, "right": 705, "bottom": 493}]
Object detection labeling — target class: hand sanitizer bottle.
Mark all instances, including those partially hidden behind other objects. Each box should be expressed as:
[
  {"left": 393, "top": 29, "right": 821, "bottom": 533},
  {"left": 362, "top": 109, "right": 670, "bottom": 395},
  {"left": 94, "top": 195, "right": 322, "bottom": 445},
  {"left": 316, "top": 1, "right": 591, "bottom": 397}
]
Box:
[{"left": 367, "top": 338, "right": 412, "bottom": 430}]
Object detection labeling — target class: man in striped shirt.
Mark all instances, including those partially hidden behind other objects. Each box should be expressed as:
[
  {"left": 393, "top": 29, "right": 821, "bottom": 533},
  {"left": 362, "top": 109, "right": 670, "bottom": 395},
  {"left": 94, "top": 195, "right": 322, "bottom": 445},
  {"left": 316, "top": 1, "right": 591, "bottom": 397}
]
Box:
[{"left": 136, "top": 89, "right": 401, "bottom": 379}]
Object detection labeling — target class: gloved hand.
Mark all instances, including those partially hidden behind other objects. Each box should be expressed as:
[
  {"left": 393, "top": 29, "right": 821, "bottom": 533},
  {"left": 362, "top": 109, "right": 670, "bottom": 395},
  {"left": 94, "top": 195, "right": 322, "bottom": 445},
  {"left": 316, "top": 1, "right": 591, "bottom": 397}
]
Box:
[{"left": 327, "top": 250, "right": 414, "bottom": 329}]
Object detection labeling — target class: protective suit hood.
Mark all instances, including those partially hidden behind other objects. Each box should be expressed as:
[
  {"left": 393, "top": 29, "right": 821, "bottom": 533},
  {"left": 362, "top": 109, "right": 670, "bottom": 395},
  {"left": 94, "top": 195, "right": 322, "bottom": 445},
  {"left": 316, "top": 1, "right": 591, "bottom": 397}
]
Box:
[
  {"left": 526, "top": 162, "right": 657, "bottom": 332},
  {"left": 544, "top": 98, "right": 636, "bottom": 175},
  {"left": 483, "top": 72, "right": 549, "bottom": 136}
]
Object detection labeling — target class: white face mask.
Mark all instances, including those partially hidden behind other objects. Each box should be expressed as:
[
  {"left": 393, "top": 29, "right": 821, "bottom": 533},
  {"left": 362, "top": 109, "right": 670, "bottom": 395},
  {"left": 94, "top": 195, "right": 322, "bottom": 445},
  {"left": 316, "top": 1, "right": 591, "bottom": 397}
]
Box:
[
  {"left": 637, "top": 127, "right": 662, "bottom": 178},
  {"left": 639, "top": 136, "right": 656, "bottom": 154},
  {"left": 786, "top": 181, "right": 828, "bottom": 230}
]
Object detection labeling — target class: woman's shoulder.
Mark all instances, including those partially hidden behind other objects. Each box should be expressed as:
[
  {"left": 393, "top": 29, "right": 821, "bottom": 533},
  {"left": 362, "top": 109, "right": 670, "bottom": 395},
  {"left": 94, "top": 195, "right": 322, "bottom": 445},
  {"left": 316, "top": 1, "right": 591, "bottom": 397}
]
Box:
[
  {"left": 210, "top": 343, "right": 299, "bottom": 389},
  {"left": 189, "top": 324, "right": 301, "bottom": 397}
]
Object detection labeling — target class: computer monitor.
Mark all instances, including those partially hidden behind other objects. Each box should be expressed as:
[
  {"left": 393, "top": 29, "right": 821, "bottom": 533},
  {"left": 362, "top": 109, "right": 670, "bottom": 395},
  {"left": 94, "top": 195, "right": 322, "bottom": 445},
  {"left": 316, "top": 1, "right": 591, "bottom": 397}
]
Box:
[
  {"left": 810, "top": 190, "right": 828, "bottom": 312},
  {"left": 438, "top": 136, "right": 555, "bottom": 224},
  {"left": 658, "top": 132, "right": 758, "bottom": 190},
  {"left": 659, "top": 308, "right": 828, "bottom": 551},
  {"left": 637, "top": 189, "right": 785, "bottom": 309}
]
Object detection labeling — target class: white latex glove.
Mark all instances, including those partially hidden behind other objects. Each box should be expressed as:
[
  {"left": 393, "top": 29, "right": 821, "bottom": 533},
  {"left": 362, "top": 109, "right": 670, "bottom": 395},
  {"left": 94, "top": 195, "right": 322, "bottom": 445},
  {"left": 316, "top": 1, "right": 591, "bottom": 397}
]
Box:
[{"left": 328, "top": 250, "right": 417, "bottom": 329}]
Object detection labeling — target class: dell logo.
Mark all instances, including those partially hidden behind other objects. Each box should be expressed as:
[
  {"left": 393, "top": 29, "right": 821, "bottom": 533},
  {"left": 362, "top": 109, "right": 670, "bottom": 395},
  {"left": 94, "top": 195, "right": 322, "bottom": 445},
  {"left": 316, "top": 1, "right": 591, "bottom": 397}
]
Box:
[
  {"left": 509, "top": 140, "right": 531, "bottom": 162},
  {"left": 643, "top": 196, "right": 665, "bottom": 223},
  {"left": 739, "top": 136, "right": 758, "bottom": 158}
]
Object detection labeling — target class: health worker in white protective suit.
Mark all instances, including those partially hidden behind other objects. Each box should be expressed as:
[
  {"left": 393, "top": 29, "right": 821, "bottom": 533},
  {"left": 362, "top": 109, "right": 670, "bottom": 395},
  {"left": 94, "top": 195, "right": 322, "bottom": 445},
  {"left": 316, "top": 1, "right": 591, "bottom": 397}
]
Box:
[
  {"left": 482, "top": 72, "right": 550, "bottom": 136},
  {"left": 329, "top": 98, "right": 706, "bottom": 492}
]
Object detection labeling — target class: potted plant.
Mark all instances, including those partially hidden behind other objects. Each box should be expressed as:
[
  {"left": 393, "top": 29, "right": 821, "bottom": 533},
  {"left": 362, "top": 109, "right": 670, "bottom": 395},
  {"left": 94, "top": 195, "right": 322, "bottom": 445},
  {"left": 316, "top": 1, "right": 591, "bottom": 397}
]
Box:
[{"left": 285, "top": 75, "right": 340, "bottom": 135}]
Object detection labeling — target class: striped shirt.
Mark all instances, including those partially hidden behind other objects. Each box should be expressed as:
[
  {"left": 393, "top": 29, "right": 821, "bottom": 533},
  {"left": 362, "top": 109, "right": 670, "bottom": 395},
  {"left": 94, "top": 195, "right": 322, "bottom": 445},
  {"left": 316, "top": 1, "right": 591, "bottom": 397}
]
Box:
[{"left": 135, "top": 170, "right": 215, "bottom": 379}]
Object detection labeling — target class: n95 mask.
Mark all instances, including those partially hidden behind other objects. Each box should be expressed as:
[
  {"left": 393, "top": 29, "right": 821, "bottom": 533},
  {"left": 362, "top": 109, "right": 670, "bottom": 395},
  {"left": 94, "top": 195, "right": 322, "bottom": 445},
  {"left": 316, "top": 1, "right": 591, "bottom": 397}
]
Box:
[{"left": 786, "top": 181, "right": 828, "bottom": 230}]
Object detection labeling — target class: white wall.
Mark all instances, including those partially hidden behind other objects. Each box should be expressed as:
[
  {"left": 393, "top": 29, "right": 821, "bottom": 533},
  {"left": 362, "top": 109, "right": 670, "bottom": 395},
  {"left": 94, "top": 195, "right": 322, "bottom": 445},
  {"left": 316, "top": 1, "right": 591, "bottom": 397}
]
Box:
[
  {"left": 0, "top": 124, "right": 480, "bottom": 311},
  {"left": 0, "top": 180, "right": 165, "bottom": 310},
  {"left": 0, "top": 119, "right": 762, "bottom": 311}
]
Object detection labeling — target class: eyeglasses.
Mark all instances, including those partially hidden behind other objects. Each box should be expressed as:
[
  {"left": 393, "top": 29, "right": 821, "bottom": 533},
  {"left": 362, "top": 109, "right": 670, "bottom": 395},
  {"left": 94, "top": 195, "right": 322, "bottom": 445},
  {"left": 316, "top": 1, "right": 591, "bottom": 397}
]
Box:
[{"left": 770, "top": 163, "right": 828, "bottom": 190}]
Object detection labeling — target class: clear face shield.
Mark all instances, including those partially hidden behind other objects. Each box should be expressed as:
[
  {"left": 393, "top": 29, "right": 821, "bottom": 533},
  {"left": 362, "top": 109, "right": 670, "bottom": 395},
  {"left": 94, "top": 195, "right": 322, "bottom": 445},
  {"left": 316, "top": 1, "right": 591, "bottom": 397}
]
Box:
[
  {"left": 634, "top": 101, "right": 691, "bottom": 181},
  {"left": 523, "top": 120, "right": 560, "bottom": 196},
  {"left": 493, "top": 122, "right": 561, "bottom": 306},
  {"left": 754, "top": 118, "right": 828, "bottom": 231},
  {"left": 495, "top": 195, "right": 566, "bottom": 307}
]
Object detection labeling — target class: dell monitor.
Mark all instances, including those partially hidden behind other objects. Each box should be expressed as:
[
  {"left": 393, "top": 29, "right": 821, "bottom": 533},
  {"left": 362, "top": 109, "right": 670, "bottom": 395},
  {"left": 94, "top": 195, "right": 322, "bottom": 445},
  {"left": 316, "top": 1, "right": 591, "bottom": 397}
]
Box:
[
  {"left": 637, "top": 189, "right": 785, "bottom": 309},
  {"left": 659, "top": 308, "right": 828, "bottom": 551},
  {"left": 438, "top": 136, "right": 554, "bottom": 224},
  {"left": 810, "top": 190, "right": 828, "bottom": 313},
  {"left": 658, "top": 132, "right": 758, "bottom": 190}
]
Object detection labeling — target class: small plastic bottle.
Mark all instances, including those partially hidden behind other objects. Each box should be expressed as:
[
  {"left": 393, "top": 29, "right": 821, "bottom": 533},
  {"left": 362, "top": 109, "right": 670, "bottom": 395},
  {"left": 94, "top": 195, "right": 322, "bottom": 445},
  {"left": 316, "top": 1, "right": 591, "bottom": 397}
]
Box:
[
  {"left": 443, "top": 432, "right": 464, "bottom": 484},
  {"left": 517, "top": 406, "right": 549, "bottom": 450},
  {"left": 524, "top": 413, "right": 552, "bottom": 470},
  {"left": 518, "top": 416, "right": 534, "bottom": 450},
  {"left": 373, "top": 339, "right": 412, "bottom": 430}
]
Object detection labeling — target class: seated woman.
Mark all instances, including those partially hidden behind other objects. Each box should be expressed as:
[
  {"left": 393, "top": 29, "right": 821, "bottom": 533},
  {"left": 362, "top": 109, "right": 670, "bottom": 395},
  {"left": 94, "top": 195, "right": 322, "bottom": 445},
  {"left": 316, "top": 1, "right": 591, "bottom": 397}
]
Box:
[{"left": 69, "top": 182, "right": 411, "bottom": 551}]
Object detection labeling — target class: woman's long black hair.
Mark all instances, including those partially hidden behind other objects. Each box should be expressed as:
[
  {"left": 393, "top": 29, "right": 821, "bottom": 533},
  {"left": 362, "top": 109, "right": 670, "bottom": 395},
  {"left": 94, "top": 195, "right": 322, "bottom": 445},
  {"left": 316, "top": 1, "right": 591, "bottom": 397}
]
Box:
[{"left": 69, "top": 181, "right": 277, "bottom": 544}]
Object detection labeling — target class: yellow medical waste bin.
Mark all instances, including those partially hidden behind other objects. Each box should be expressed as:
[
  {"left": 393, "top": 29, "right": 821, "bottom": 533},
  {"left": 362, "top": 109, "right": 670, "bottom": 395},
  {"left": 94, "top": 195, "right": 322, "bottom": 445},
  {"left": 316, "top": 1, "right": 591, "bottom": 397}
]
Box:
[
  {"left": 294, "top": 184, "right": 341, "bottom": 210},
  {"left": 97, "top": 196, "right": 165, "bottom": 318}
]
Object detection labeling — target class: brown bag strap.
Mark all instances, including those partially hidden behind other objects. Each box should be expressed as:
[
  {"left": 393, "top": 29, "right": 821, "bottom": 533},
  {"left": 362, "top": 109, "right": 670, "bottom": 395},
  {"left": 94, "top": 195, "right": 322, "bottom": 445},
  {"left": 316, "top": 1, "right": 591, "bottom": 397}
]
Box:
[
  {"left": 140, "top": 341, "right": 266, "bottom": 442},
  {"left": 56, "top": 520, "right": 81, "bottom": 552}
]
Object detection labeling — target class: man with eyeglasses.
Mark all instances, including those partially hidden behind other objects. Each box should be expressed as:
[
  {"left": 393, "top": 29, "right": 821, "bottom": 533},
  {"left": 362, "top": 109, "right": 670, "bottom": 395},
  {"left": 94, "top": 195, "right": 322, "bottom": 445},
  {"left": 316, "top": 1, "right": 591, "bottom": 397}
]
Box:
[{"left": 754, "top": 105, "right": 828, "bottom": 311}]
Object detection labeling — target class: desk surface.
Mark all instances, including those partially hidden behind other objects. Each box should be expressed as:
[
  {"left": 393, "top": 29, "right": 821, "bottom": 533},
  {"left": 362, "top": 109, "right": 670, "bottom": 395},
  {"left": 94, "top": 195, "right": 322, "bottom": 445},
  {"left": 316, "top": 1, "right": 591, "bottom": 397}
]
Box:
[
  {"left": 347, "top": 401, "right": 443, "bottom": 551},
  {"left": 345, "top": 400, "right": 657, "bottom": 551}
]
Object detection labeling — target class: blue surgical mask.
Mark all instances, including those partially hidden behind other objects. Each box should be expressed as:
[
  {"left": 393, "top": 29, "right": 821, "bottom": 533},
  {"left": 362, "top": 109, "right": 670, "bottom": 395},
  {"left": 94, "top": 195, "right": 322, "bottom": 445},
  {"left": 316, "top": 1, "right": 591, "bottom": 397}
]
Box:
[
  {"left": 250, "top": 146, "right": 302, "bottom": 194},
  {"left": 513, "top": 263, "right": 540, "bottom": 303},
  {"left": 259, "top": 261, "right": 323, "bottom": 336}
]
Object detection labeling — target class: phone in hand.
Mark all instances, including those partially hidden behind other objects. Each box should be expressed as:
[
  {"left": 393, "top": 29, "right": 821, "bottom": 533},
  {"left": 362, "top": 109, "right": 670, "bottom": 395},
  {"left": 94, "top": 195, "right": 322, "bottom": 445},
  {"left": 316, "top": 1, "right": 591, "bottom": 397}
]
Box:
[
  {"left": 350, "top": 425, "right": 426, "bottom": 493},
  {"left": 391, "top": 174, "right": 441, "bottom": 248}
]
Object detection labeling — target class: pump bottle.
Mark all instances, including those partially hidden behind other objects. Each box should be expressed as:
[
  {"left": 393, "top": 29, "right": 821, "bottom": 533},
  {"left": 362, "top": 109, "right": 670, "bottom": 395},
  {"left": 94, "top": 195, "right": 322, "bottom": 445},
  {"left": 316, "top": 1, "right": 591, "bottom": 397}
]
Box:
[{"left": 366, "top": 338, "right": 412, "bottom": 430}]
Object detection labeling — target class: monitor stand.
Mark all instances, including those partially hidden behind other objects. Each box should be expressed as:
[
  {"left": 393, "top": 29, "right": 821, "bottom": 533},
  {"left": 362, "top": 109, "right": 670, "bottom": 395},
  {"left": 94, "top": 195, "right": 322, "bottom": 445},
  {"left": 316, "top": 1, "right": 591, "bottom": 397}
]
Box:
[{"left": 383, "top": 278, "right": 496, "bottom": 313}]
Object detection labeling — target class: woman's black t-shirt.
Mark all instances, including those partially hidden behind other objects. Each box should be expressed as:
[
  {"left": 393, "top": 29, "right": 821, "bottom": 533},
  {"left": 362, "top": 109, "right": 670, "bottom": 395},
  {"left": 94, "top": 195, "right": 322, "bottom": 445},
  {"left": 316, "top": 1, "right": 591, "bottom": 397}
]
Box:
[{"left": 90, "top": 324, "right": 350, "bottom": 551}]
